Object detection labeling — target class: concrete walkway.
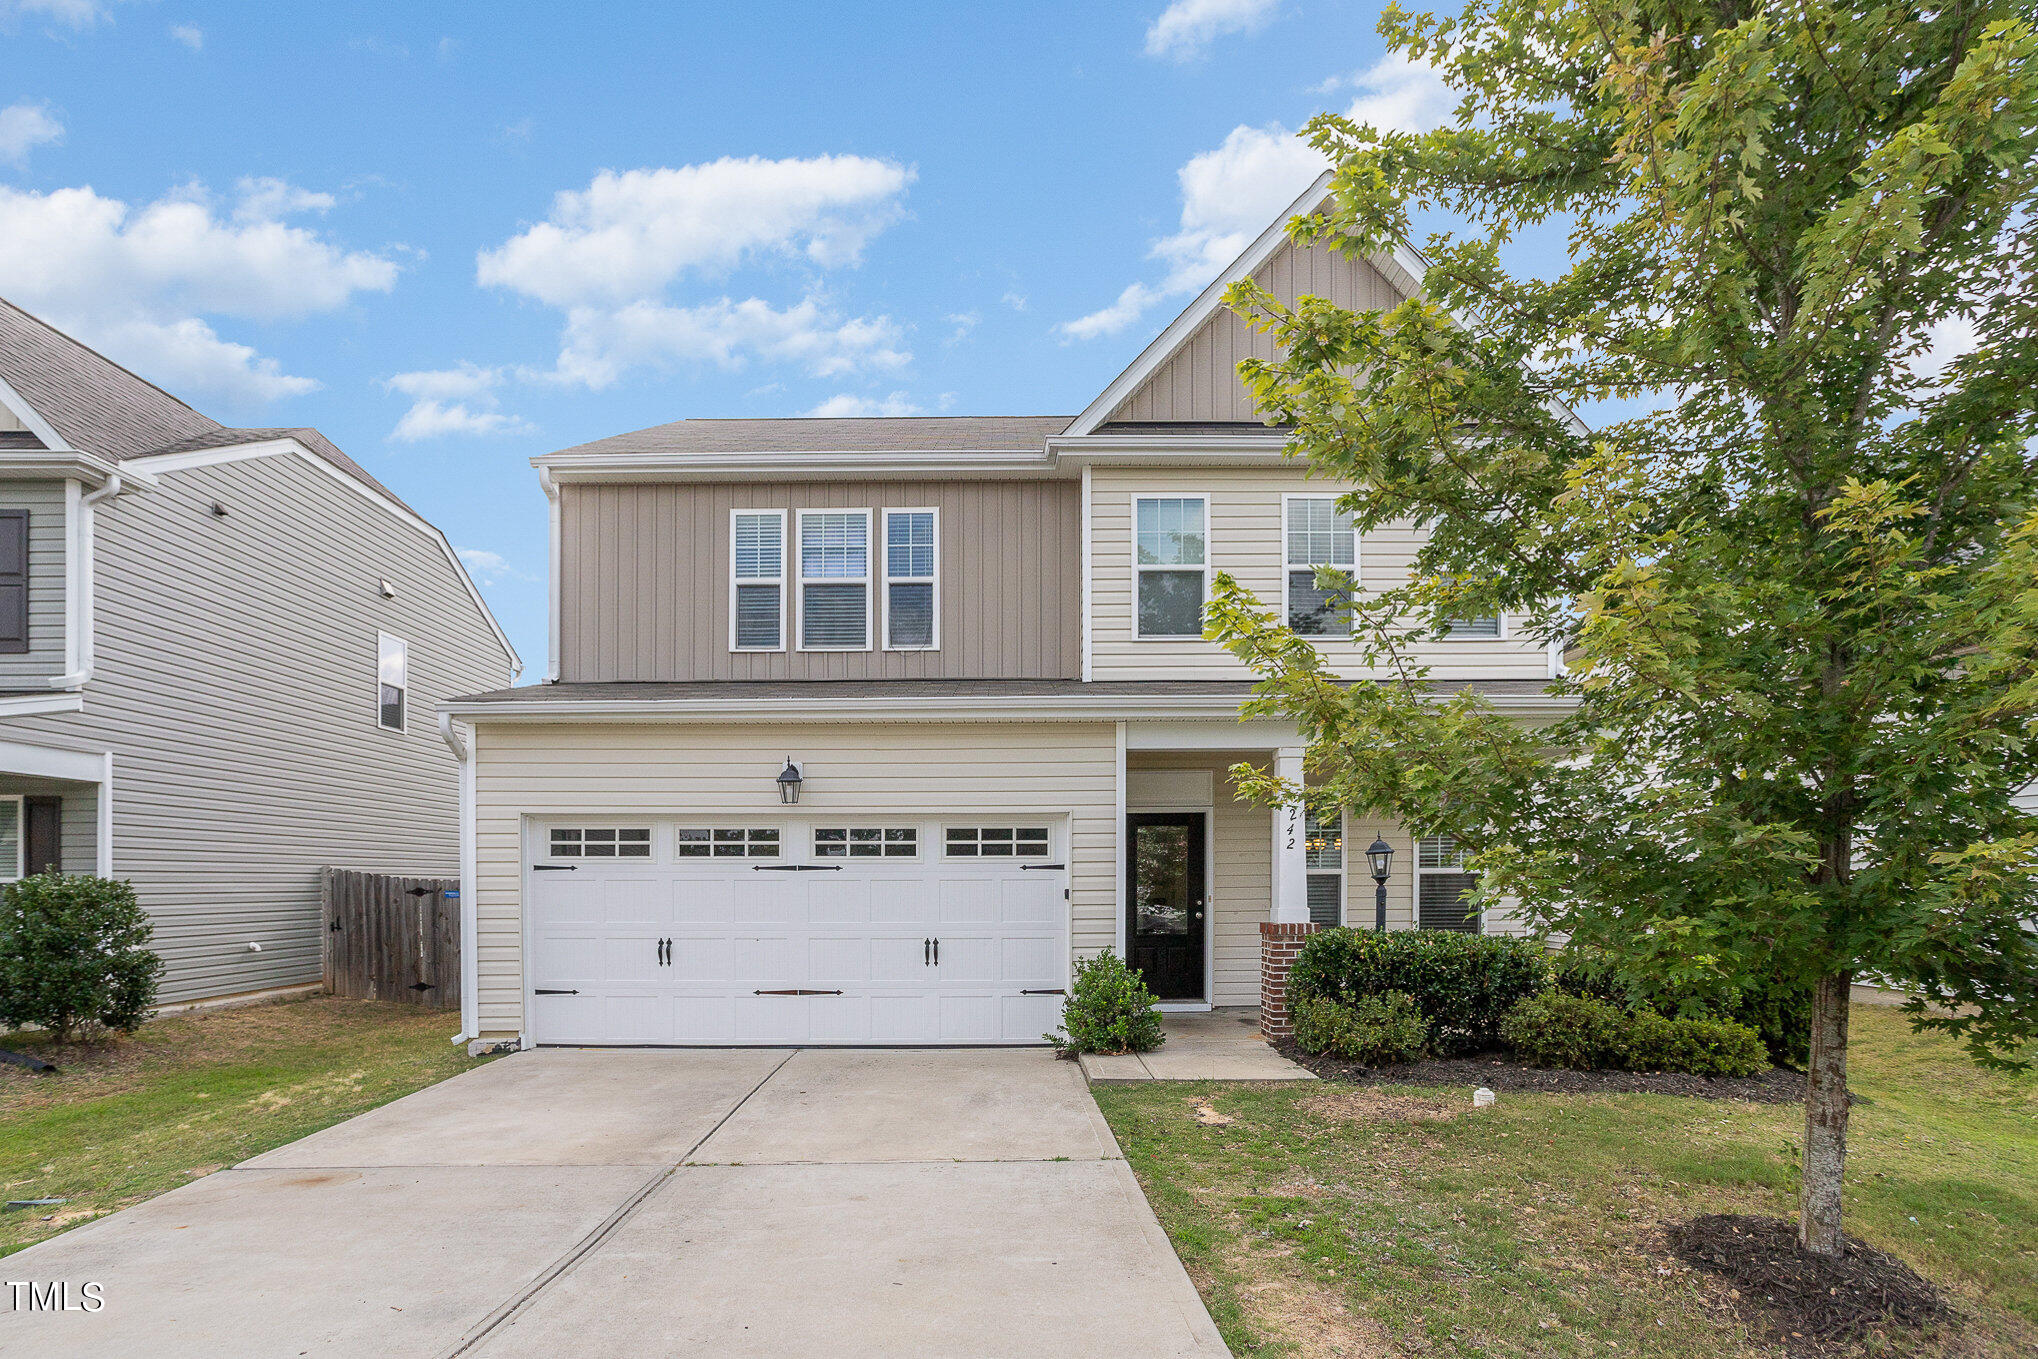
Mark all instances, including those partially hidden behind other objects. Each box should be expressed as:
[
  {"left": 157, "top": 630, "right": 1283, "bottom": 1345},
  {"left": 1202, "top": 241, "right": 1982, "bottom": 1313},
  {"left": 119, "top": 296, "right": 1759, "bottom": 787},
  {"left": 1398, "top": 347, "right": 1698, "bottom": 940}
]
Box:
[
  {"left": 3, "top": 1047, "right": 1227, "bottom": 1359},
  {"left": 1079, "top": 1009, "right": 1316, "bottom": 1083}
]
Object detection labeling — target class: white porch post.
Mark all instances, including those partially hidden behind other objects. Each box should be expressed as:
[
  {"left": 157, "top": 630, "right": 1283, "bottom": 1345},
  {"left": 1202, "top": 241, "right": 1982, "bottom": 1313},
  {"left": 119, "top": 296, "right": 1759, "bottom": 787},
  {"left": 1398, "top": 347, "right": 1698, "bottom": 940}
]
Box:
[{"left": 1271, "top": 746, "right": 1310, "bottom": 923}]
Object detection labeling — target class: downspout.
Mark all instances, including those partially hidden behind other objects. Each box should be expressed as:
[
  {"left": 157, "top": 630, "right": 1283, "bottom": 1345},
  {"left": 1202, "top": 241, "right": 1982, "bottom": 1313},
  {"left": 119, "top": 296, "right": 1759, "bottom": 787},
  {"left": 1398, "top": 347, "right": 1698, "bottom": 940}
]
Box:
[
  {"left": 51, "top": 474, "right": 124, "bottom": 689},
  {"left": 440, "top": 711, "right": 480, "bottom": 1048},
  {"left": 539, "top": 466, "right": 561, "bottom": 683}
]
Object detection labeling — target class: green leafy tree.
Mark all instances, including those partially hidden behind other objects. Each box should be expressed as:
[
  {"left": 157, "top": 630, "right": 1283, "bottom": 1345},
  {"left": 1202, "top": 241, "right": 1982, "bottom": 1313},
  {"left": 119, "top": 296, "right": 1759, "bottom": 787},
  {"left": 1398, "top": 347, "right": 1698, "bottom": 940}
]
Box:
[{"left": 1205, "top": 0, "right": 2038, "bottom": 1256}]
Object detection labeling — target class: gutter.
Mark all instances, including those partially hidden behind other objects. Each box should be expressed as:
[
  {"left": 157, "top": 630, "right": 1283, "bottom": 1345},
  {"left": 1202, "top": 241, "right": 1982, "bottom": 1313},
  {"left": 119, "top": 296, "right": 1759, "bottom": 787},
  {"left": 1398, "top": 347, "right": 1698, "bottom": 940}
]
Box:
[
  {"left": 439, "top": 712, "right": 480, "bottom": 1047},
  {"left": 440, "top": 691, "right": 1580, "bottom": 724}
]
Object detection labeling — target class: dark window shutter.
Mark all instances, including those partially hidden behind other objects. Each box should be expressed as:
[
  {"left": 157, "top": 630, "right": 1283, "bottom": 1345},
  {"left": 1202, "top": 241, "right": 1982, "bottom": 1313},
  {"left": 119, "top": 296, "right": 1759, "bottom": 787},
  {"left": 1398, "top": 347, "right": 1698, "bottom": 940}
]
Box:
[
  {"left": 23, "top": 796, "right": 61, "bottom": 875},
  {"left": 0, "top": 510, "right": 25, "bottom": 655}
]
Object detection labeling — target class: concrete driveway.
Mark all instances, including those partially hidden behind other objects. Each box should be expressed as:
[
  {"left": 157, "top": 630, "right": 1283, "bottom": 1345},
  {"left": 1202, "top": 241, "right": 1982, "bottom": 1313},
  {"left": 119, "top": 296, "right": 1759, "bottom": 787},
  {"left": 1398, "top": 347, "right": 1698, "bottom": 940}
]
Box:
[{"left": 3, "top": 1047, "right": 1228, "bottom": 1358}]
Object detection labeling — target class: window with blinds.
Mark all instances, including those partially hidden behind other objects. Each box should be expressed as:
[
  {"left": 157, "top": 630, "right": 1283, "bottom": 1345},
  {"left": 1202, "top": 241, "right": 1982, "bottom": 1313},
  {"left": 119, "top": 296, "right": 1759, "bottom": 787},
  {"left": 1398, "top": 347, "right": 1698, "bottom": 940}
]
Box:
[
  {"left": 731, "top": 511, "right": 785, "bottom": 650},
  {"left": 1304, "top": 807, "right": 1344, "bottom": 926},
  {"left": 1417, "top": 834, "right": 1481, "bottom": 932},
  {"left": 1285, "top": 497, "right": 1356, "bottom": 636},
  {"left": 798, "top": 510, "right": 871, "bottom": 650},
  {"left": 884, "top": 508, "right": 937, "bottom": 649}
]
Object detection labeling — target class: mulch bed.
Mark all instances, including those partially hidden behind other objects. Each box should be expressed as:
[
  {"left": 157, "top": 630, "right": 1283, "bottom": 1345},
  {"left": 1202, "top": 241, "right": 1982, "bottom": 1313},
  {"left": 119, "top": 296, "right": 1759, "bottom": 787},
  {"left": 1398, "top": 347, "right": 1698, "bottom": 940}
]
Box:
[
  {"left": 1274, "top": 1040, "right": 1806, "bottom": 1103},
  {"left": 1667, "top": 1213, "right": 1951, "bottom": 1353}
]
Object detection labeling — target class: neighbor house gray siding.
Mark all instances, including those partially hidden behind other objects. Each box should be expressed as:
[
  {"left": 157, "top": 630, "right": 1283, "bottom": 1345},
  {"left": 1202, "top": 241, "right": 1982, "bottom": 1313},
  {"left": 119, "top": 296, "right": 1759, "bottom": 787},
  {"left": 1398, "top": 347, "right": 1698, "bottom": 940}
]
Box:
[
  {"left": 0, "top": 450, "right": 514, "bottom": 1002},
  {"left": 0, "top": 479, "right": 70, "bottom": 685},
  {"left": 559, "top": 479, "right": 1081, "bottom": 682}
]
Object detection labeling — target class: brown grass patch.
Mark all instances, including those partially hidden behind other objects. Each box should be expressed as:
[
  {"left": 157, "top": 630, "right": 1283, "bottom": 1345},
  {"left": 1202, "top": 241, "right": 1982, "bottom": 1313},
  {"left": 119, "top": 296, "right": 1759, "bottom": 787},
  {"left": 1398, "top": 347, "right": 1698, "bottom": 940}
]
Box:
[
  {"left": 1218, "top": 1237, "right": 1410, "bottom": 1358},
  {"left": 1299, "top": 1086, "right": 1463, "bottom": 1125}
]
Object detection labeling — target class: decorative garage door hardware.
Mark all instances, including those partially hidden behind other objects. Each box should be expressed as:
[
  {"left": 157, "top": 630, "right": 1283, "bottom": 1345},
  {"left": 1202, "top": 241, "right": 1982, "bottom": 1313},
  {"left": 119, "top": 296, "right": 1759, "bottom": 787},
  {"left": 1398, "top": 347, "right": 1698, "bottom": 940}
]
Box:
[
  {"left": 532, "top": 864, "right": 576, "bottom": 871},
  {"left": 655, "top": 938, "right": 672, "bottom": 966},
  {"left": 1020, "top": 863, "right": 1066, "bottom": 870},
  {"left": 1020, "top": 989, "right": 1068, "bottom": 996},
  {"left": 753, "top": 989, "right": 844, "bottom": 996},
  {"left": 534, "top": 988, "right": 578, "bottom": 995},
  {"left": 921, "top": 938, "right": 946, "bottom": 964},
  {"left": 752, "top": 863, "right": 844, "bottom": 871}
]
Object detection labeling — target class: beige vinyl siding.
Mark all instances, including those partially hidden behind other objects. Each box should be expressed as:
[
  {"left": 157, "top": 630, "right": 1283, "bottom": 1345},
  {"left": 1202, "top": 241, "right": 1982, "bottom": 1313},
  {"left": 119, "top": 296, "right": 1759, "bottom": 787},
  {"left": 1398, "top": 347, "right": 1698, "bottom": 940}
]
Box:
[
  {"left": 1106, "top": 237, "right": 1409, "bottom": 425},
  {"left": 559, "top": 479, "right": 1080, "bottom": 682},
  {"left": 0, "top": 451, "right": 514, "bottom": 1002},
  {"left": 470, "top": 720, "right": 1117, "bottom": 1040},
  {"left": 0, "top": 479, "right": 69, "bottom": 685},
  {"left": 1089, "top": 465, "right": 1552, "bottom": 682}
]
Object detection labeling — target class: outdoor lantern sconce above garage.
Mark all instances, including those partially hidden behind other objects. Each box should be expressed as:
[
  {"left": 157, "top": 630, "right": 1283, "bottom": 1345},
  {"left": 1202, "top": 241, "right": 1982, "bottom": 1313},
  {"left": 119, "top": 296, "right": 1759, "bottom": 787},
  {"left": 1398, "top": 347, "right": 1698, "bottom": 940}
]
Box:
[
  {"left": 777, "top": 758, "right": 804, "bottom": 804},
  {"left": 1366, "top": 837, "right": 1394, "bottom": 933}
]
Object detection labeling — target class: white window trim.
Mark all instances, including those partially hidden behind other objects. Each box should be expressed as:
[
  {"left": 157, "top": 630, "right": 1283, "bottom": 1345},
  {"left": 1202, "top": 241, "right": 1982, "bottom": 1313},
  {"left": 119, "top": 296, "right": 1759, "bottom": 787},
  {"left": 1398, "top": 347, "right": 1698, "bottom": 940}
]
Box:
[
  {"left": 795, "top": 508, "right": 874, "bottom": 652},
  {"left": 377, "top": 631, "right": 408, "bottom": 734},
  {"left": 1305, "top": 806, "right": 1346, "bottom": 926},
  {"left": 728, "top": 508, "right": 788, "bottom": 653},
  {"left": 1281, "top": 493, "right": 1361, "bottom": 641},
  {"left": 881, "top": 506, "right": 940, "bottom": 652},
  {"left": 1444, "top": 614, "right": 1510, "bottom": 641},
  {"left": 0, "top": 794, "right": 22, "bottom": 882},
  {"left": 1132, "top": 493, "right": 1212, "bottom": 641}
]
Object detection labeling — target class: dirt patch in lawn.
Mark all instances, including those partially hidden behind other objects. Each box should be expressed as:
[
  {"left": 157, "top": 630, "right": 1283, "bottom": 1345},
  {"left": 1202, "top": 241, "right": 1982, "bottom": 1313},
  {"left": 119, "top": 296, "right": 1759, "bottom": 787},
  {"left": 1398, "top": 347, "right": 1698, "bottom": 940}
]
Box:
[
  {"left": 1299, "top": 1086, "right": 1462, "bottom": 1124},
  {"left": 1277, "top": 1042, "right": 1807, "bottom": 1103},
  {"left": 1219, "top": 1238, "right": 1408, "bottom": 1358},
  {"left": 1667, "top": 1213, "right": 1951, "bottom": 1354}
]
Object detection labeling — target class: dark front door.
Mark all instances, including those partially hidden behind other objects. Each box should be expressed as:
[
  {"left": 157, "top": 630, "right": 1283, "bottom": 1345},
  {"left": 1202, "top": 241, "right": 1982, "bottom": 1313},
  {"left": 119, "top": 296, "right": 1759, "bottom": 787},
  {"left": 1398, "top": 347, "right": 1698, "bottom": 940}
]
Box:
[
  {"left": 23, "top": 796, "right": 60, "bottom": 876},
  {"left": 1127, "top": 812, "right": 1206, "bottom": 1002}
]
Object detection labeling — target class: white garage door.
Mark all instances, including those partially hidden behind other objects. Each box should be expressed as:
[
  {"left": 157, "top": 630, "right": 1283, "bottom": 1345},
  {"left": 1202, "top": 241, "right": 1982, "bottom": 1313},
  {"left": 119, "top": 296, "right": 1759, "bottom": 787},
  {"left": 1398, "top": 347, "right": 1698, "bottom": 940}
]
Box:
[{"left": 525, "top": 819, "right": 1070, "bottom": 1045}]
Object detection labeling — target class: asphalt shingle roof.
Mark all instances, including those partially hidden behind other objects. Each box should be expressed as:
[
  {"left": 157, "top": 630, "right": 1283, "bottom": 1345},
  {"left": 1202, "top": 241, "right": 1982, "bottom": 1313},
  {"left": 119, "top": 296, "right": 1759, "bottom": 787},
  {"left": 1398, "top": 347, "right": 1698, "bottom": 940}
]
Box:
[{"left": 548, "top": 415, "right": 1076, "bottom": 459}]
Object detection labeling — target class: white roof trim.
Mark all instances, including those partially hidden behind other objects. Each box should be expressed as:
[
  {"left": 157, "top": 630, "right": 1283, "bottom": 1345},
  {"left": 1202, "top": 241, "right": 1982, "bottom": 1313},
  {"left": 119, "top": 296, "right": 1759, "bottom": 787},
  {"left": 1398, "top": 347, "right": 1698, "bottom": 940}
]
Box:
[
  {"left": 125, "top": 438, "right": 523, "bottom": 679},
  {"left": 0, "top": 370, "right": 69, "bottom": 453},
  {"left": 0, "top": 692, "right": 86, "bottom": 720},
  {"left": 1064, "top": 172, "right": 1433, "bottom": 438},
  {"left": 535, "top": 448, "right": 1061, "bottom": 482}
]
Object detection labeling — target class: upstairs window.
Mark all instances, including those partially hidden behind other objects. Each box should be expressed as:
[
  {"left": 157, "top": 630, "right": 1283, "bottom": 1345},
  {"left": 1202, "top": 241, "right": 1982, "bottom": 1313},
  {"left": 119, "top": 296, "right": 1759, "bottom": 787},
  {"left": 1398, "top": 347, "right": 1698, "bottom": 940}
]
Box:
[
  {"left": 799, "top": 510, "right": 871, "bottom": 650},
  {"left": 1135, "top": 496, "right": 1208, "bottom": 638},
  {"left": 1285, "top": 497, "right": 1356, "bottom": 636},
  {"left": 731, "top": 510, "right": 786, "bottom": 651},
  {"left": 883, "top": 508, "right": 938, "bottom": 650},
  {"left": 1417, "top": 835, "right": 1482, "bottom": 933},
  {"left": 377, "top": 633, "right": 408, "bottom": 731}
]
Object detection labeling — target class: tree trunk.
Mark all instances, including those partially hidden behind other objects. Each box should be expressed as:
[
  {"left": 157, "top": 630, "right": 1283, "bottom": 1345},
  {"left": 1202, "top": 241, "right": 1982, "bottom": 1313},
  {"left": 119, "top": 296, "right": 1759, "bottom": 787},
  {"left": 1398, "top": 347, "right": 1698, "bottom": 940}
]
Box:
[{"left": 1798, "top": 969, "right": 1853, "bottom": 1255}]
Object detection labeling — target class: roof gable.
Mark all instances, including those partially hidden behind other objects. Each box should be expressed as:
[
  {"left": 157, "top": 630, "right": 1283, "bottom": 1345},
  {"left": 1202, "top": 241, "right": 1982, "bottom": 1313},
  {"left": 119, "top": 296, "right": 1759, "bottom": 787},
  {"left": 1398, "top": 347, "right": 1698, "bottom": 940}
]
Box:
[
  {"left": 0, "top": 297, "right": 221, "bottom": 459},
  {"left": 1064, "top": 173, "right": 1426, "bottom": 436}
]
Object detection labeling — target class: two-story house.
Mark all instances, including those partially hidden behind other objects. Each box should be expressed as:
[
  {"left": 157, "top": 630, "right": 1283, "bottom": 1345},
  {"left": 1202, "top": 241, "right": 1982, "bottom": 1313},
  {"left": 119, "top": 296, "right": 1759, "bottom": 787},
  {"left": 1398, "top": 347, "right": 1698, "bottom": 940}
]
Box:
[
  {"left": 443, "top": 174, "right": 1571, "bottom": 1051},
  {"left": 0, "top": 299, "right": 520, "bottom": 1005}
]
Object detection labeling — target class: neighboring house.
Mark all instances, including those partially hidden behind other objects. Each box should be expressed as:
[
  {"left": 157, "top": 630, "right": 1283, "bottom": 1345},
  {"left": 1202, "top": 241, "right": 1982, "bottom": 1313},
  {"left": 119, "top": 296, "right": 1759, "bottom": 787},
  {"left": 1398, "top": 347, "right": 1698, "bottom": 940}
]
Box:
[
  {"left": 442, "top": 174, "right": 1571, "bottom": 1051},
  {"left": 0, "top": 300, "right": 520, "bottom": 1004}
]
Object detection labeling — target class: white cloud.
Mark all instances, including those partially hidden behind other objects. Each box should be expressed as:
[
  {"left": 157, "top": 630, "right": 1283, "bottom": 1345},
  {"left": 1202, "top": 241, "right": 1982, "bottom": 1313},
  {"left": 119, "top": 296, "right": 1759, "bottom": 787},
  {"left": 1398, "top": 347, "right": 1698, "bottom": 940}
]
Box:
[
  {"left": 1144, "top": 0, "right": 1277, "bottom": 61},
  {"left": 1001, "top": 291, "right": 1029, "bottom": 312},
  {"left": 1058, "top": 56, "right": 1452, "bottom": 341},
  {"left": 0, "top": 178, "right": 398, "bottom": 406},
  {"left": 805, "top": 391, "right": 922, "bottom": 418},
  {"left": 944, "top": 310, "right": 979, "bottom": 343},
  {"left": 480, "top": 155, "right": 918, "bottom": 391},
  {"left": 230, "top": 176, "right": 335, "bottom": 223},
  {"left": 385, "top": 363, "right": 531, "bottom": 441},
  {"left": 170, "top": 22, "right": 200, "bottom": 49},
  {"left": 456, "top": 547, "right": 536, "bottom": 584},
  {"left": 2, "top": 0, "right": 108, "bottom": 30},
  {"left": 0, "top": 101, "right": 61, "bottom": 165}
]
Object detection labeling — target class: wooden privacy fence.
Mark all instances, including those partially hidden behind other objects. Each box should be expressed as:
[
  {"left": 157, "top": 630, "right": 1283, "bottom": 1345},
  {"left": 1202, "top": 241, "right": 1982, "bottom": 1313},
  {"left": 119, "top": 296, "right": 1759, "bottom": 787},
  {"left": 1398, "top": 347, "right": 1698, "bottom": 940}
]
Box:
[{"left": 323, "top": 869, "right": 461, "bottom": 1010}]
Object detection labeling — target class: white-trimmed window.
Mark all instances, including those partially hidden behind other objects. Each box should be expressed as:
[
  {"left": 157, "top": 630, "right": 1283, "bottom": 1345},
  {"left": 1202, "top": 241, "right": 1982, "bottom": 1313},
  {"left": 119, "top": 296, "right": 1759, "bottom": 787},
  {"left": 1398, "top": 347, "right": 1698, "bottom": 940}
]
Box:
[
  {"left": 798, "top": 510, "right": 872, "bottom": 650},
  {"left": 676, "top": 827, "right": 780, "bottom": 858},
  {"left": 731, "top": 510, "right": 786, "bottom": 651},
  {"left": 377, "top": 632, "right": 407, "bottom": 731},
  {"left": 1135, "top": 496, "right": 1208, "bottom": 638},
  {"left": 549, "top": 827, "right": 652, "bottom": 858},
  {"left": 945, "top": 826, "right": 1050, "bottom": 858},
  {"left": 1304, "top": 807, "right": 1344, "bottom": 925},
  {"left": 0, "top": 796, "right": 21, "bottom": 882},
  {"left": 1417, "top": 835, "right": 1482, "bottom": 932},
  {"left": 883, "top": 508, "right": 938, "bottom": 650},
  {"left": 1445, "top": 615, "right": 1504, "bottom": 639},
  {"left": 1285, "top": 497, "right": 1357, "bottom": 636},
  {"left": 814, "top": 827, "right": 918, "bottom": 858}
]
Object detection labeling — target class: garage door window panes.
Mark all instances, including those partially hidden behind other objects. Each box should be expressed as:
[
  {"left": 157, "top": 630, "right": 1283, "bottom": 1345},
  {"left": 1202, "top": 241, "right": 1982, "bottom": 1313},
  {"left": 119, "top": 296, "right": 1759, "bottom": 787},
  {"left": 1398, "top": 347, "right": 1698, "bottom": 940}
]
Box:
[
  {"left": 945, "top": 826, "right": 1049, "bottom": 858},
  {"left": 814, "top": 827, "right": 917, "bottom": 858},
  {"left": 549, "top": 827, "right": 652, "bottom": 858},
  {"left": 676, "top": 827, "right": 780, "bottom": 858}
]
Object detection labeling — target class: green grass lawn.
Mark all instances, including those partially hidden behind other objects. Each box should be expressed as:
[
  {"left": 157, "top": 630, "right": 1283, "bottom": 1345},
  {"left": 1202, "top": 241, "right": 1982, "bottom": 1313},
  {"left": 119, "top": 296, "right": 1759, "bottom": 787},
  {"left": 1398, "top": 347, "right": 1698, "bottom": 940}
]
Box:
[
  {"left": 1095, "top": 1004, "right": 2037, "bottom": 1358},
  {"left": 0, "top": 996, "right": 489, "bottom": 1257}
]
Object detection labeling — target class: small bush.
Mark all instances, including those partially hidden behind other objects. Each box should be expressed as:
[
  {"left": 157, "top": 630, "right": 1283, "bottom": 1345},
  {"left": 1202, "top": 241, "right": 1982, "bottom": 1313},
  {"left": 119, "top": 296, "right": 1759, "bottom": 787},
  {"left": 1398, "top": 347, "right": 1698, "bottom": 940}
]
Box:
[
  {"left": 1290, "top": 928, "right": 1550, "bottom": 1054},
  {"left": 1049, "top": 949, "right": 1165, "bottom": 1054},
  {"left": 0, "top": 874, "right": 163, "bottom": 1042},
  {"left": 1293, "top": 991, "right": 1428, "bottom": 1064},
  {"left": 1551, "top": 945, "right": 1810, "bottom": 1068},
  {"left": 1502, "top": 992, "right": 1630, "bottom": 1069},
  {"left": 1624, "top": 1009, "right": 1770, "bottom": 1077}
]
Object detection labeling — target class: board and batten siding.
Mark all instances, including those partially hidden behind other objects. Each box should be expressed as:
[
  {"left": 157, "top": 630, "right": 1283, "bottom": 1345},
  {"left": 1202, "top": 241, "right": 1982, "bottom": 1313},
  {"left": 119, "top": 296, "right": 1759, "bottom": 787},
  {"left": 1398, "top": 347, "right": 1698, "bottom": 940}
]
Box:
[
  {"left": 558, "top": 479, "right": 1081, "bottom": 682},
  {"left": 0, "top": 479, "right": 71, "bottom": 685},
  {"left": 1088, "top": 465, "right": 1553, "bottom": 682},
  {"left": 470, "top": 720, "right": 1117, "bottom": 1041},
  {"left": 0, "top": 451, "right": 514, "bottom": 1003},
  {"left": 1104, "top": 237, "right": 1411, "bottom": 425}
]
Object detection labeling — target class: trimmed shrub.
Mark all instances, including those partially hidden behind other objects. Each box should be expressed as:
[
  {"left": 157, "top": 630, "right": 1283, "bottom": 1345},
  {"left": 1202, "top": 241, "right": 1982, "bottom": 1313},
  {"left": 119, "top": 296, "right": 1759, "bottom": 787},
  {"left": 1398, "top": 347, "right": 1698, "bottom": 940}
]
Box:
[
  {"left": 1624, "top": 1009, "right": 1770, "bottom": 1077},
  {"left": 1292, "top": 991, "right": 1429, "bottom": 1064},
  {"left": 0, "top": 874, "right": 163, "bottom": 1042},
  {"left": 1550, "top": 945, "right": 1810, "bottom": 1068},
  {"left": 1289, "top": 928, "right": 1550, "bottom": 1054},
  {"left": 1049, "top": 949, "right": 1165, "bottom": 1054},
  {"left": 1501, "top": 992, "right": 1630, "bottom": 1069}
]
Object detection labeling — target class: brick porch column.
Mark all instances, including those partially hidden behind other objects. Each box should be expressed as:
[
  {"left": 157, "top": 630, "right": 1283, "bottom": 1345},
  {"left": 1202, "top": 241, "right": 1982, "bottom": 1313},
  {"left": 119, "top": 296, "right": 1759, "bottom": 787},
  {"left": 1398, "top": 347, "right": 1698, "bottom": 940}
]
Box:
[{"left": 1259, "top": 920, "right": 1322, "bottom": 1043}]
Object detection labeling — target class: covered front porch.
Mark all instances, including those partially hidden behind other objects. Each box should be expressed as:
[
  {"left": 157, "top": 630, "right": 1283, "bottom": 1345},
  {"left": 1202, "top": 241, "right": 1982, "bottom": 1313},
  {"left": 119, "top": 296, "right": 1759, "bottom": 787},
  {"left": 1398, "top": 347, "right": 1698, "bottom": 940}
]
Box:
[{"left": 0, "top": 735, "right": 112, "bottom": 882}]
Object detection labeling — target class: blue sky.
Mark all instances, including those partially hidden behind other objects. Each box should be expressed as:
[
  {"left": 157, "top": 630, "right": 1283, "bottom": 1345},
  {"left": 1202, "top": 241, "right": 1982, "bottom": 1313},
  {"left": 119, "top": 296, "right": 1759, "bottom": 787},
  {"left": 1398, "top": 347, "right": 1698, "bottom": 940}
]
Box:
[{"left": 0, "top": 0, "right": 1456, "bottom": 673}]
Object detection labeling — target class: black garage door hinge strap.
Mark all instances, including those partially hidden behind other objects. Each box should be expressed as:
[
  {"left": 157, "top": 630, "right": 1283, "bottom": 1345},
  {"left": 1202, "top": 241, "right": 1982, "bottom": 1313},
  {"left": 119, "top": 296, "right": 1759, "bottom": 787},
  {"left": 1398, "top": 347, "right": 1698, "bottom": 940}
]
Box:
[
  {"left": 752, "top": 988, "right": 844, "bottom": 996},
  {"left": 534, "top": 988, "right": 579, "bottom": 995},
  {"left": 1021, "top": 863, "right": 1066, "bottom": 870},
  {"left": 1020, "top": 989, "right": 1067, "bottom": 996},
  {"left": 752, "top": 863, "right": 844, "bottom": 871},
  {"left": 533, "top": 864, "right": 577, "bottom": 871}
]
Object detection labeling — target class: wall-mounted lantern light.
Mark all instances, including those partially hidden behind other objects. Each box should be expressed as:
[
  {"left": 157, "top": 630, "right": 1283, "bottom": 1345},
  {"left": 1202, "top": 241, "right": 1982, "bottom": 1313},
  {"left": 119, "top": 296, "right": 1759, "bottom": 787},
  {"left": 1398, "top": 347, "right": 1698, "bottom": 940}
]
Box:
[
  {"left": 1366, "top": 837, "right": 1394, "bottom": 932},
  {"left": 776, "top": 758, "right": 804, "bottom": 805}
]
